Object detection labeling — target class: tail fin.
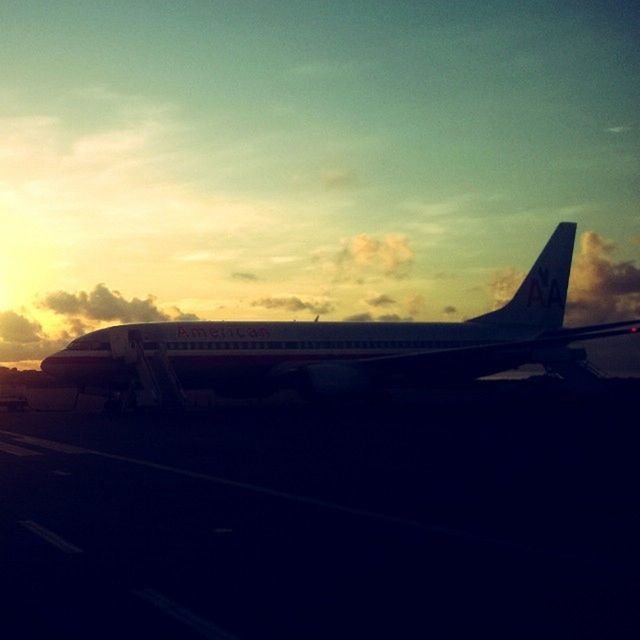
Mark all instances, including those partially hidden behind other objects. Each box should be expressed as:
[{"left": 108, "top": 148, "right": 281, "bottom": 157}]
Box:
[{"left": 469, "top": 222, "right": 577, "bottom": 330}]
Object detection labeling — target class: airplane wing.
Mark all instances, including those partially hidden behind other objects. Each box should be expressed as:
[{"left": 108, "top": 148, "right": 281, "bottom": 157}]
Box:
[
  {"left": 539, "top": 318, "right": 640, "bottom": 339},
  {"left": 355, "top": 321, "right": 639, "bottom": 383}
]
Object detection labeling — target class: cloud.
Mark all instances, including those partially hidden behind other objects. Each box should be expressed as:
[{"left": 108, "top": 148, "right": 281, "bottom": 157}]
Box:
[
  {"left": 41, "top": 283, "right": 201, "bottom": 324},
  {"left": 0, "top": 311, "right": 42, "bottom": 343},
  {"left": 322, "top": 170, "right": 358, "bottom": 190},
  {"left": 64, "top": 317, "right": 93, "bottom": 339},
  {"left": 488, "top": 267, "right": 526, "bottom": 309},
  {"left": 343, "top": 313, "right": 373, "bottom": 322},
  {"left": 71, "top": 129, "right": 148, "bottom": 162},
  {"left": 378, "top": 314, "right": 413, "bottom": 322},
  {"left": 366, "top": 294, "right": 396, "bottom": 307},
  {"left": 170, "top": 307, "right": 201, "bottom": 321},
  {"left": 1, "top": 286, "right": 203, "bottom": 365},
  {"left": 476, "top": 233, "right": 640, "bottom": 375},
  {"left": 231, "top": 272, "right": 258, "bottom": 282},
  {"left": 42, "top": 284, "right": 170, "bottom": 322},
  {"left": 1, "top": 294, "right": 204, "bottom": 366},
  {"left": 0, "top": 309, "right": 68, "bottom": 365},
  {"left": 251, "top": 296, "right": 334, "bottom": 315},
  {"left": 405, "top": 294, "right": 426, "bottom": 318},
  {"left": 566, "top": 231, "right": 640, "bottom": 324},
  {"left": 485, "top": 231, "right": 640, "bottom": 325},
  {"left": 316, "top": 233, "right": 414, "bottom": 281},
  {"left": 0, "top": 338, "right": 68, "bottom": 364},
  {"left": 342, "top": 312, "right": 412, "bottom": 322},
  {"left": 0, "top": 107, "right": 276, "bottom": 253}
]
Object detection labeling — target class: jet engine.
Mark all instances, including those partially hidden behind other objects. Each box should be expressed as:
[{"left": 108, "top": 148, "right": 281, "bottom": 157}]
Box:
[{"left": 299, "top": 362, "right": 372, "bottom": 397}]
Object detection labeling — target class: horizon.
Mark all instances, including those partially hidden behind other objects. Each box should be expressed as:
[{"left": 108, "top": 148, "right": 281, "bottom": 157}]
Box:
[{"left": 0, "top": 2, "right": 638, "bottom": 373}]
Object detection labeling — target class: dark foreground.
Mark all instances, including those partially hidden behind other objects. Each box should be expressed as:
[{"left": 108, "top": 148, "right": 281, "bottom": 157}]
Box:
[{"left": 0, "top": 380, "right": 639, "bottom": 639}]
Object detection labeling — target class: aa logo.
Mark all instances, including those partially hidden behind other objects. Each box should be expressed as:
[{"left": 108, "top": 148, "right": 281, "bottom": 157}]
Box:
[{"left": 527, "top": 267, "right": 564, "bottom": 308}]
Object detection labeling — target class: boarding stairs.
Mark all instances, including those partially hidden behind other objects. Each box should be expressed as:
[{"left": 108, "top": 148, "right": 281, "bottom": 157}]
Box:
[
  {"left": 147, "top": 344, "right": 189, "bottom": 410},
  {"left": 540, "top": 347, "right": 607, "bottom": 391},
  {"left": 110, "top": 329, "right": 188, "bottom": 410}
]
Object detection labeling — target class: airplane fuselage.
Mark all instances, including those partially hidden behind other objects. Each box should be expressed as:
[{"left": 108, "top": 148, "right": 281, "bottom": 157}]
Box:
[
  {"left": 41, "top": 320, "right": 537, "bottom": 396},
  {"left": 39, "top": 224, "right": 640, "bottom": 403}
]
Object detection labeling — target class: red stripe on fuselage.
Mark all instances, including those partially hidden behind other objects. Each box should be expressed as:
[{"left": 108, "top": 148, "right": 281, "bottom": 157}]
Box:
[
  {"left": 44, "top": 355, "right": 111, "bottom": 365},
  {"left": 47, "top": 351, "right": 401, "bottom": 367}
]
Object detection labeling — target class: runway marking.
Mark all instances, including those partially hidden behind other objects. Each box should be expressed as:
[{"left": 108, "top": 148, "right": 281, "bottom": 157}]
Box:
[
  {"left": 0, "top": 441, "right": 43, "bottom": 457},
  {"left": 0, "top": 430, "right": 529, "bottom": 548},
  {"left": 132, "top": 588, "right": 238, "bottom": 640},
  {"left": 89, "top": 448, "right": 506, "bottom": 544},
  {"left": 19, "top": 520, "right": 84, "bottom": 554},
  {"left": 0, "top": 430, "right": 612, "bottom": 568},
  {"left": 1, "top": 432, "right": 89, "bottom": 455}
]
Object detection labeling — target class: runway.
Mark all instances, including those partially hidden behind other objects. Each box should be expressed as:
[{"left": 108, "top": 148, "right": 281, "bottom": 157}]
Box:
[{"left": 0, "top": 383, "right": 638, "bottom": 638}]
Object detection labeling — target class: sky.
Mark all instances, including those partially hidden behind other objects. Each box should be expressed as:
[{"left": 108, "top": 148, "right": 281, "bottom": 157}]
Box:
[{"left": 0, "top": 1, "right": 638, "bottom": 372}]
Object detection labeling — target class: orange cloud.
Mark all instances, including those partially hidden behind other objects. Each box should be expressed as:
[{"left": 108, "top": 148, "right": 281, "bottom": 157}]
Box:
[
  {"left": 566, "top": 231, "right": 640, "bottom": 325},
  {"left": 316, "top": 233, "right": 415, "bottom": 282},
  {"left": 486, "top": 231, "right": 640, "bottom": 325}
]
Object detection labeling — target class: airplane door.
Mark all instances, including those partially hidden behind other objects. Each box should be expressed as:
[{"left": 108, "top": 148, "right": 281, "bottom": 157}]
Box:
[{"left": 109, "top": 327, "right": 138, "bottom": 363}]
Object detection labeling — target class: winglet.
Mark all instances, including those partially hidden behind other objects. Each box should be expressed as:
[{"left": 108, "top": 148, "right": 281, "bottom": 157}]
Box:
[{"left": 468, "top": 222, "right": 577, "bottom": 330}]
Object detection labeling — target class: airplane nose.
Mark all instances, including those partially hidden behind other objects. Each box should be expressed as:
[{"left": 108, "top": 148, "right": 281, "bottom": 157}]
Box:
[
  {"left": 41, "top": 352, "right": 65, "bottom": 377},
  {"left": 40, "top": 355, "right": 54, "bottom": 375}
]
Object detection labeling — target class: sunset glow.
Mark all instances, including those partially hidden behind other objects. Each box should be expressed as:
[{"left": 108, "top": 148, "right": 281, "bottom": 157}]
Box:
[{"left": 0, "top": 2, "right": 638, "bottom": 372}]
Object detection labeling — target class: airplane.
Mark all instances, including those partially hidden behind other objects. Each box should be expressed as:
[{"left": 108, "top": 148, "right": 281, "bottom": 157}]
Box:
[{"left": 41, "top": 222, "right": 638, "bottom": 408}]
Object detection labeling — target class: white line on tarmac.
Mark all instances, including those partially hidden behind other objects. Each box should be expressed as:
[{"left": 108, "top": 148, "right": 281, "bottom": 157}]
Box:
[
  {"left": 132, "top": 588, "right": 238, "bottom": 640},
  {"left": 0, "top": 430, "right": 591, "bottom": 566},
  {"left": 0, "top": 441, "right": 43, "bottom": 457},
  {"left": 2, "top": 432, "right": 90, "bottom": 454},
  {"left": 0, "top": 429, "right": 523, "bottom": 547},
  {"left": 88, "top": 448, "right": 501, "bottom": 544},
  {"left": 0, "top": 430, "right": 626, "bottom": 574},
  {"left": 18, "top": 520, "right": 84, "bottom": 554}
]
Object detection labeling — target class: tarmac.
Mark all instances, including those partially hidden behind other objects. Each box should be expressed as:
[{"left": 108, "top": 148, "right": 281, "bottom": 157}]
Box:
[{"left": 0, "top": 380, "right": 638, "bottom": 638}]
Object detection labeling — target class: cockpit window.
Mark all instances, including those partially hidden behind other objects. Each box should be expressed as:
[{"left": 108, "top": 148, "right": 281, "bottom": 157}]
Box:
[{"left": 67, "top": 340, "right": 110, "bottom": 351}]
